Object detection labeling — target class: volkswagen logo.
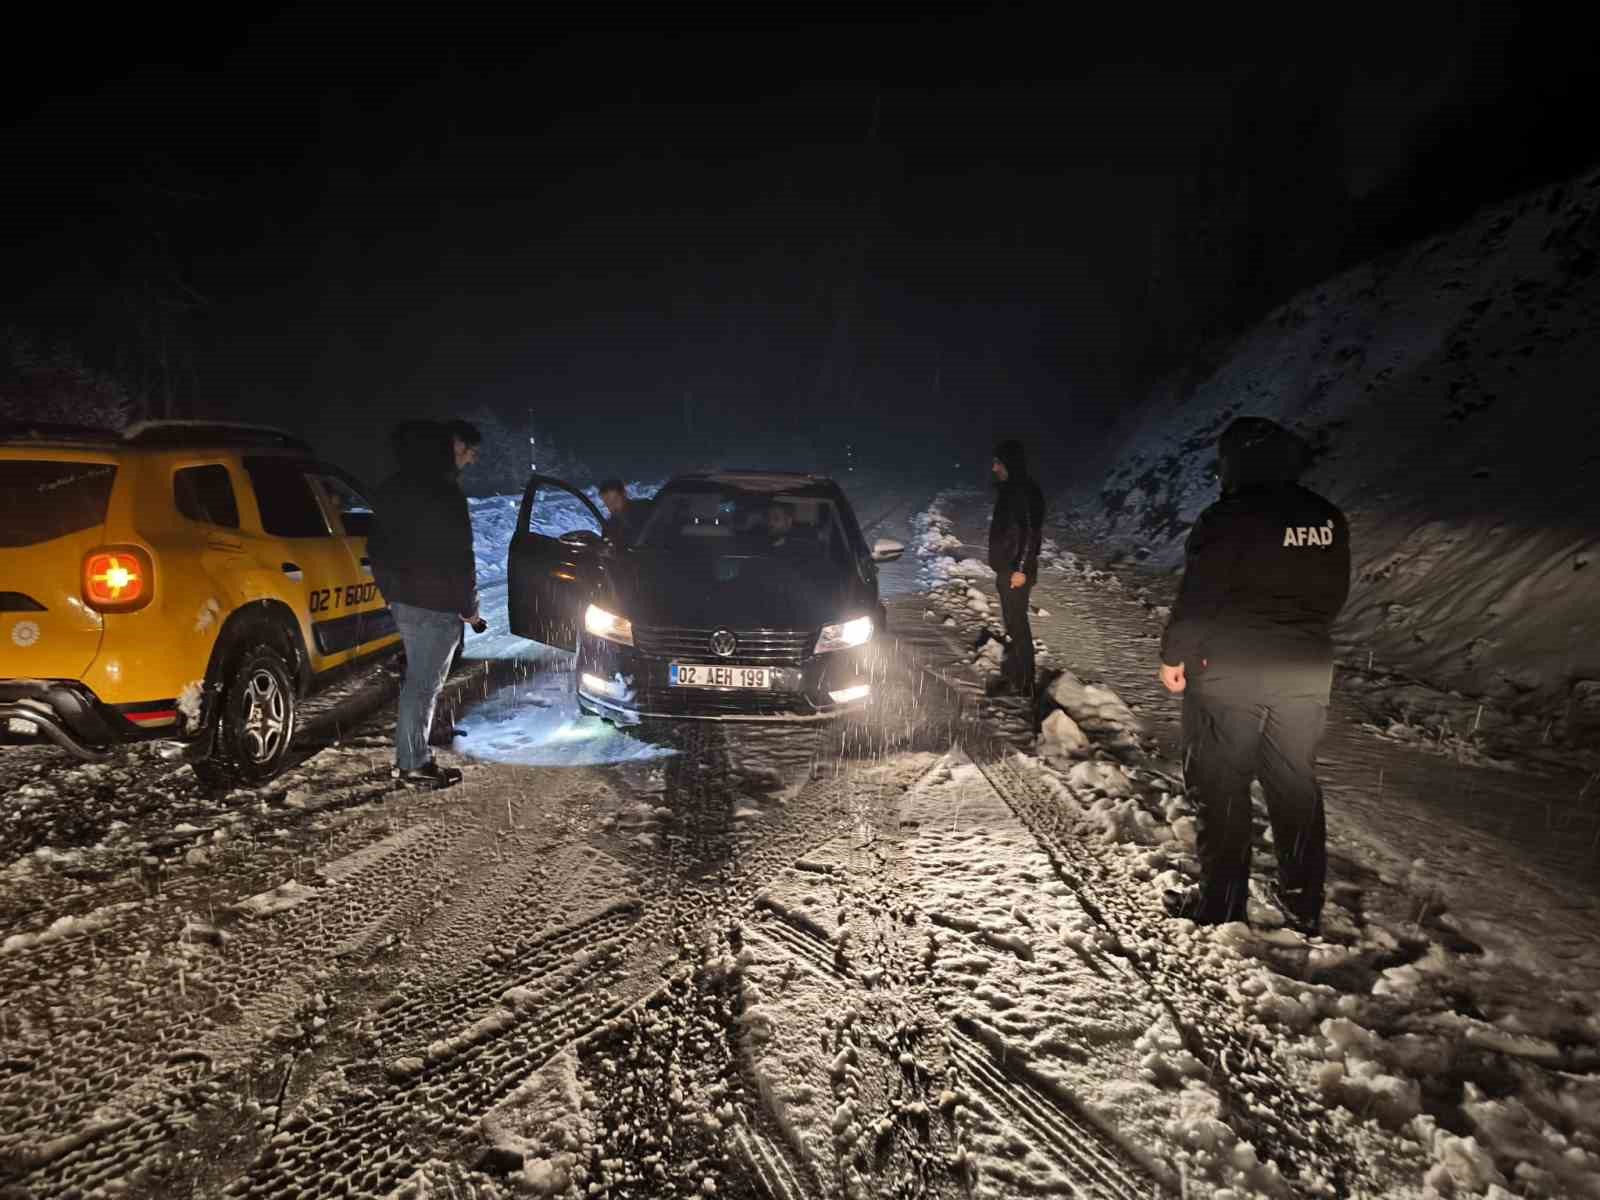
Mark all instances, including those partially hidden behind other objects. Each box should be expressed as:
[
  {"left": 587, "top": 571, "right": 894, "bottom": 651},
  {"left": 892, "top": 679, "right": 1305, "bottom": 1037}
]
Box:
[{"left": 709, "top": 629, "right": 738, "bottom": 658}]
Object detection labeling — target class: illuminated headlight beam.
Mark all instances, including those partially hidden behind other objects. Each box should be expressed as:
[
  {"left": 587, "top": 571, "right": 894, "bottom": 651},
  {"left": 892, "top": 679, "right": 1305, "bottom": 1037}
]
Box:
[
  {"left": 815, "top": 615, "right": 874, "bottom": 654},
  {"left": 829, "top": 684, "right": 871, "bottom": 704},
  {"left": 584, "top": 604, "right": 634, "bottom": 646}
]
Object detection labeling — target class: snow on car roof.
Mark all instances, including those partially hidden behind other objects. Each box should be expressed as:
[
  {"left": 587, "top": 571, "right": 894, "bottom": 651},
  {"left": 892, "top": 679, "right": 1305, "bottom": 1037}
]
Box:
[{"left": 690, "top": 471, "right": 832, "bottom": 492}]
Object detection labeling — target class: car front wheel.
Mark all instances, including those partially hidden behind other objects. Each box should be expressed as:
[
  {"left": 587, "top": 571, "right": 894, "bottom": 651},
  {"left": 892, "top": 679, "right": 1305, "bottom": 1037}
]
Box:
[{"left": 192, "top": 643, "right": 298, "bottom": 788}]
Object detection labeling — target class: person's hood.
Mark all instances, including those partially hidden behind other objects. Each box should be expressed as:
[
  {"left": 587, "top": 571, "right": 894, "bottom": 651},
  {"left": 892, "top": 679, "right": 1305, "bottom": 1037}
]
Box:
[
  {"left": 994, "top": 438, "right": 1029, "bottom": 482},
  {"left": 1217, "top": 417, "right": 1310, "bottom": 492},
  {"left": 390, "top": 420, "right": 455, "bottom": 478}
]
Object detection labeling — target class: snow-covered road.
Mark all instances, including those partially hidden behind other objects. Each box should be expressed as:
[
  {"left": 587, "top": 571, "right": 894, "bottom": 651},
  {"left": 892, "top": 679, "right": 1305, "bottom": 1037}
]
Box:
[{"left": 2, "top": 477, "right": 1597, "bottom": 1199}]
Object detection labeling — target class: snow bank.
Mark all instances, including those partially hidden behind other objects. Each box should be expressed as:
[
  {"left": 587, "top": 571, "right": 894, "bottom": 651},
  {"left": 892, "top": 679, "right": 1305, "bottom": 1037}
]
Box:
[
  {"left": 1068, "top": 161, "right": 1600, "bottom": 735},
  {"left": 915, "top": 553, "right": 1600, "bottom": 1198}
]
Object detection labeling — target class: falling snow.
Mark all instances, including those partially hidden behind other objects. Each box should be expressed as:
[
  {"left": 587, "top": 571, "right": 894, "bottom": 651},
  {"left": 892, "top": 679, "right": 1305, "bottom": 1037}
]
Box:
[{"left": 0, "top": 479, "right": 1594, "bottom": 1198}]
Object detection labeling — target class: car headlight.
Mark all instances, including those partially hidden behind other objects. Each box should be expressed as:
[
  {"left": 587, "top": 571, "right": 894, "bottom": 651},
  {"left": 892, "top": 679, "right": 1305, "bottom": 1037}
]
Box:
[
  {"left": 584, "top": 604, "right": 634, "bottom": 646},
  {"left": 815, "top": 615, "right": 874, "bottom": 654}
]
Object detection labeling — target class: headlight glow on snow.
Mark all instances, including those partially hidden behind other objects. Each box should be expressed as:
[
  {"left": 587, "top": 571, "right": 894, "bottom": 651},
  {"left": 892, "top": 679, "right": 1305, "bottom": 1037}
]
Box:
[
  {"left": 815, "top": 615, "right": 874, "bottom": 654},
  {"left": 828, "top": 684, "right": 871, "bottom": 704},
  {"left": 584, "top": 604, "right": 634, "bottom": 646}
]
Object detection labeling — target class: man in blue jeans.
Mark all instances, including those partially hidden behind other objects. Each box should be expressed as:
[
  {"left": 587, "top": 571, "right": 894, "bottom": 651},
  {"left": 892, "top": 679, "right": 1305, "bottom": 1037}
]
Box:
[{"left": 368, "top": 421, "right": 486, "bottom": 788}]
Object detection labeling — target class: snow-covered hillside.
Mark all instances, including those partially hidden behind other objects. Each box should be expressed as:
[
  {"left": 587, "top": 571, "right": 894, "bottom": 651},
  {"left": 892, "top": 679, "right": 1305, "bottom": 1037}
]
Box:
[{"left": 1067, "top": 163, "right": 1600, "bottom": 739}]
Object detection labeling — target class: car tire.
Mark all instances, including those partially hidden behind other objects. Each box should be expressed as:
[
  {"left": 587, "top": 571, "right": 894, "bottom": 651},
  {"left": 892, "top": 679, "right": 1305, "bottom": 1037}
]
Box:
[{"left": 191, "top": 642, "right": 298, "bottom": 788}]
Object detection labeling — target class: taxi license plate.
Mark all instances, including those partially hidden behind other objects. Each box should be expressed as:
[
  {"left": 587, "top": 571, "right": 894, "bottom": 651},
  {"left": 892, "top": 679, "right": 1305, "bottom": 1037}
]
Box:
[{"left": 670, "top": 663, "right": 771, "bottom": 689}]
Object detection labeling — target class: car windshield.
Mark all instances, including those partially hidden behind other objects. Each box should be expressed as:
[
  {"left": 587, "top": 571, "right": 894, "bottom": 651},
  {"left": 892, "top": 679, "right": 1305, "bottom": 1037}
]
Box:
[{"left": 635, "top": 482, "right": 851, "bottom": 567}]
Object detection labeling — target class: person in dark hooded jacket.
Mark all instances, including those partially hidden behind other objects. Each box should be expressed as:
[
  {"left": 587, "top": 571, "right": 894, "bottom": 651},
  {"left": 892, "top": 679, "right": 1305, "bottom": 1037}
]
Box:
[
  {"left": 368, "top": 421, "right": 482, "bottom": 788},
  {"left": 1159, "top": 416, "right": 1350, "bottom": 934},
  {"left": 987, "top": 439, "right": 1046, "bottom": 696}
]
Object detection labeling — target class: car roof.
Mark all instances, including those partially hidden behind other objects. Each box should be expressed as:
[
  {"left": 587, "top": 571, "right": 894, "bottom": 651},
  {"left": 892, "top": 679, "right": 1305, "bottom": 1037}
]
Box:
[
  {"left": 670, "top": 470, "right": 840, "bottom": 494},
  {"left": 1, "top": 420, "right": 312, "bottom": 455}
]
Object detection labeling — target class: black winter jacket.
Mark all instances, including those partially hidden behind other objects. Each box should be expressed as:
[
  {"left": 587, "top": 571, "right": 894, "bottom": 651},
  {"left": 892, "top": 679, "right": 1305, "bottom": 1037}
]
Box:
[
  {"left": 1160, "top": 419, "right": 1350, "bottom": 671},
  {"left": 988, "top": 439, "right": 1045, "bottom": 580},
  {"left": 603, "top": 498, "right": 652, "bottom": 546},
  {"left": 368, "top": 422, "right": 478, "bottom": 618}
]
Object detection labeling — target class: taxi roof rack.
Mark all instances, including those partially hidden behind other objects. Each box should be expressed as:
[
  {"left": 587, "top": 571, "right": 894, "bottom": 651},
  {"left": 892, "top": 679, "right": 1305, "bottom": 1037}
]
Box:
[
  {"left": 121, "top": 421, "right": 312, "bottom": 451},
  {"left": 2, "top": 420, "right": 312, "bottom": 452}
]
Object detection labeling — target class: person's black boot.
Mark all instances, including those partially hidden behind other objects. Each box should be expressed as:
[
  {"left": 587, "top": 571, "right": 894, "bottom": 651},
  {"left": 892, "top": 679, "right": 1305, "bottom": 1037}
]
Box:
[
  {"left": 1254, "top": 879, "right": 1322, "bottom": 937},
  {"left": 1163, "top": 887, "right": 1203, "bottom": 920},
  {"left": 1162, "top": 886, "right": 1237, "bottom": 926},
  {"left": 395, "top": 761, "right": 464, "bottom": 790}
]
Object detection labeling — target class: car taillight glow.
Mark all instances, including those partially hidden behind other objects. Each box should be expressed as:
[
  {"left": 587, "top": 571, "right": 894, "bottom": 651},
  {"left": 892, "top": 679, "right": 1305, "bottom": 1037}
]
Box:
[{"left": 83, "top": 547, "right": 154, "bottom": 612}]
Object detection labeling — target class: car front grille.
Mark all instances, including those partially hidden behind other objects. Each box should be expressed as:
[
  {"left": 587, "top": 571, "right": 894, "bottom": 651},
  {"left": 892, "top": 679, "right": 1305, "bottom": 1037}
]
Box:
[{"left": 633, "top": 626, "right": 812, "bottom": 666}]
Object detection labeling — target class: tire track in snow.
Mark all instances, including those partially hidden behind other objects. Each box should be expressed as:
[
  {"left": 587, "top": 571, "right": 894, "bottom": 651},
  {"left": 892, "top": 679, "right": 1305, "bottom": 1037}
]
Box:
[
  {"left": 730, "top": 1121, "right": 815, "bottom": 1200},
  {"left": 961, "top": 744, "right": 1358, "bottom": 1197},
  {"left": 367, "top": 898, "right": 643, "bottom": 1056},
  {"left": 224, "top": 919, "right": 636, "bottom": 1199},
  {"left": 5, "top": 576, "right": 963, "bottom": 1197},
  {"left": 2, "top": 812, "right": 475, "bottom": 1195},
  {"left": 752, "top": 900, "right": 850, "bottom": 981},
  {"left": 211, "top": 723, "right": 867, "bottom": 1197},
  {"left": 948, "top": 1027, "right": 1157, "bottom": 1200}
]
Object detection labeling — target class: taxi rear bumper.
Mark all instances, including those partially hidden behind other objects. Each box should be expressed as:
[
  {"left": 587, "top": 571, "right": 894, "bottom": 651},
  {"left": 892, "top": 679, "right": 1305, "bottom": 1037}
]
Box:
[{"left": 0, "top": 679, "right": 177, "bottom": 759}]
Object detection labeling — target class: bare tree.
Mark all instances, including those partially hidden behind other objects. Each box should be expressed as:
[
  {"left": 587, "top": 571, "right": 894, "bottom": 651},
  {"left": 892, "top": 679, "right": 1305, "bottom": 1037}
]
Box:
[{"left": 0, "top": 330, "right": 133, "bottom": 429}]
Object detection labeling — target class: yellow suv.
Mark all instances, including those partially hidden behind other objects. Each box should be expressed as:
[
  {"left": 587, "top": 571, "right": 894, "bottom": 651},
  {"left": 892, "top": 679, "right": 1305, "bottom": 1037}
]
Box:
[{"left": 1, "top": 421, "right": 399, "bottom": 785}]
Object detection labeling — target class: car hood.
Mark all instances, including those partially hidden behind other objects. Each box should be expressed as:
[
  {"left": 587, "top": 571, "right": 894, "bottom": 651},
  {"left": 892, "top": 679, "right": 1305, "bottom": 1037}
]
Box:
[{"left": 601, "top": 550, "right": 870, "bottom": 630}]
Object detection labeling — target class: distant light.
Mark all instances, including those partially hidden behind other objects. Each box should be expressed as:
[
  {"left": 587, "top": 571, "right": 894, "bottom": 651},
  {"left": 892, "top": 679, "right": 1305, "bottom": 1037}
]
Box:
[{"left": 829, "top": 684, "right": 871, "bottom": 704}]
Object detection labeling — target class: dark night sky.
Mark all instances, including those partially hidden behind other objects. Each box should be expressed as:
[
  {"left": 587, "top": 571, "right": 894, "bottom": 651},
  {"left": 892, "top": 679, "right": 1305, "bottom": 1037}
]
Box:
[{"left": 4, "top": 4, "right": 1595, "bottom": 483}]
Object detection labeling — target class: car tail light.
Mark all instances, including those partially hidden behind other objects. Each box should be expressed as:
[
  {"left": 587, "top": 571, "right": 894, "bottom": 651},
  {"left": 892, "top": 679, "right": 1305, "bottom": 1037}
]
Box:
[{"left": 83, "top": 546, "right": 154, "bottom": 612}]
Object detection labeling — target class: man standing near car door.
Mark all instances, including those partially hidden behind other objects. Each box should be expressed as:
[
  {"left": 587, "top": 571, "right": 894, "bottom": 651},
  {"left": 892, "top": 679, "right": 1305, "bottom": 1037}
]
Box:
[
  {"left": 368, "top": 421, "right": 485, "bottom": 789},
  {"left": 598, "top": 478, "right": 649, "bottom": 546},
  {"left": 987, "top": 439, "right": 1045, "bottom": 698},
  {"left": 1158, "top": 417, "right": 1350, "bottom": 935}
]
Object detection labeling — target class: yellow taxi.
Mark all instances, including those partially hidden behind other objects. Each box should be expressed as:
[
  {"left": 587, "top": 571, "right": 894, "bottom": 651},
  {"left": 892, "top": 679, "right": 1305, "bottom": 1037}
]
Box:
[{"left": 1, "top": 421, "right": 399, "bottom": 784}]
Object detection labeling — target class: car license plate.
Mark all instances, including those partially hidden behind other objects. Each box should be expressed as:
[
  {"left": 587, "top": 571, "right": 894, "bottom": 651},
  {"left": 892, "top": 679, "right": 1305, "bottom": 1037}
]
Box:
[{"left": 670, "top": 663, "right": 771, "bottom": 689}]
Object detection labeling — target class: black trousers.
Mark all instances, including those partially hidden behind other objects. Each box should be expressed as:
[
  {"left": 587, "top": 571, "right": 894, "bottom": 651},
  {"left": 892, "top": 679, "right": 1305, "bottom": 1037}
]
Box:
[
  {"left": 1180, "top": 663, "right": 1331, "bottom": 924},
  {"left": 995, "top": 573, "right": 1035, "bottom": 692}
]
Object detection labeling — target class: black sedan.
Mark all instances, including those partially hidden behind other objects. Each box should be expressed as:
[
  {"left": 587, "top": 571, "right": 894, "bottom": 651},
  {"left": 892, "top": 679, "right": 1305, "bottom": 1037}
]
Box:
[{"left": 508, "top": 472, "right": 904, "bottom": 721}]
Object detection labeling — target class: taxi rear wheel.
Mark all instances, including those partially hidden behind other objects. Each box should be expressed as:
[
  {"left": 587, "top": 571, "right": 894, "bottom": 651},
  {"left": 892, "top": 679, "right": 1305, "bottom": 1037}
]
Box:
[{"left": 192, "top": 643, "right": 298, "bottom": 788}]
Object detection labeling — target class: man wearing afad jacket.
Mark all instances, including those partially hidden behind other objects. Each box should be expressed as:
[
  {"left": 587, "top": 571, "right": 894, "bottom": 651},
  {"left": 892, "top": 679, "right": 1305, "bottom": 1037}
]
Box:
[{"left": 1159, "top": 417, "right": 1350, "bottom": 935}]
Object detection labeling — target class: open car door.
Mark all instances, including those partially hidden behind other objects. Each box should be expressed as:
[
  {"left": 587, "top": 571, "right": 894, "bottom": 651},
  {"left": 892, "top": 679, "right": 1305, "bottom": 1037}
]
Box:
[{"left": 508, "top": 475, "right": 606, "bottom": 650}]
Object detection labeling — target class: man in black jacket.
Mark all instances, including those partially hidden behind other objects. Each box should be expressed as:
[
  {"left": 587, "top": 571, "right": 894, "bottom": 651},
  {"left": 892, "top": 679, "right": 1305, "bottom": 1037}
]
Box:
[
  {"left": 368, "top": 421, "right": 485, "bottom": 788},
  {"left": 598, "top": 478, "right": 650, "bottom": 546},
  {"left": 987, "top": 439, "right": 1045, "bottom": 697},
  {"left": 1159, "top": 417, "right": 1350, "bottom": 934}
]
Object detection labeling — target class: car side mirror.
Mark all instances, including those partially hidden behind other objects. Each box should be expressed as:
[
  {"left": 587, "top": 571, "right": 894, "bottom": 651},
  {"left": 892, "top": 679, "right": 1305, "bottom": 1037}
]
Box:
[
  {"left": 559, "top": 529, "right": 601, "bottom": 548},
  {"left": 870, "top": 537, "right": 905, "bottom": 562}
]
